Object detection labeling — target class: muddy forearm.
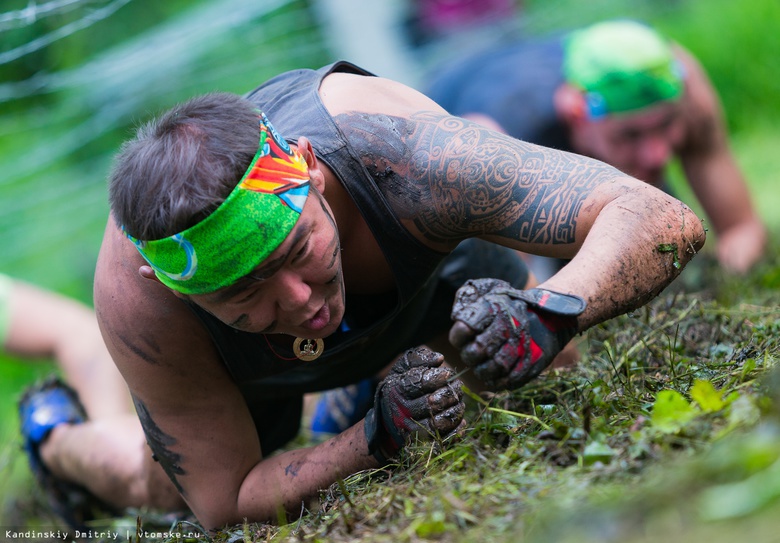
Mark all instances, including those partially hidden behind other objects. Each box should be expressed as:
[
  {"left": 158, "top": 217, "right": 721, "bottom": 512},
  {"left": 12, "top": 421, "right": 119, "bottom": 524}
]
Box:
[
  {"left": 542, "top": 186, "right": 706, "bottom": 329},
  {"left": 227, "top": 423, "right": 377, "bottom": 528}
]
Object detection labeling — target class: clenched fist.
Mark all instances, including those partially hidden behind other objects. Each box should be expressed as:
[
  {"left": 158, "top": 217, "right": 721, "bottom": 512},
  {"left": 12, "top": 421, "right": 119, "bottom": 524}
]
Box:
[
  {"left": 364, "top": 347, "right": 466, "bottom": 464},
  {"left": 449, "top": 279, "right": 586, "bottom": 391}
]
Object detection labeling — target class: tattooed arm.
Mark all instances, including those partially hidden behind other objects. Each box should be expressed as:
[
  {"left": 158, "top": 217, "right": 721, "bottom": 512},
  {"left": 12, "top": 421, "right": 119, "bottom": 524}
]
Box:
[{"left": 333, "top": 104, "right": 705, "bottom": 330}]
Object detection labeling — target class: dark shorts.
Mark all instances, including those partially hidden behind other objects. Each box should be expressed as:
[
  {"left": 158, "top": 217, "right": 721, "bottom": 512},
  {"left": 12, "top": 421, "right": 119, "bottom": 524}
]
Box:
[{"left": 257, "top": 239, "right": 529, "bottom": 454}]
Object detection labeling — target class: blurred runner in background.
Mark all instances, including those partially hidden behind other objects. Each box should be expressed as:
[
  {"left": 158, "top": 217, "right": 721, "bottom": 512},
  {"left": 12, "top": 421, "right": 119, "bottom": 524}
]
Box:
[{"left": 425, "top": 19, "right": 766, "bottom": 278}]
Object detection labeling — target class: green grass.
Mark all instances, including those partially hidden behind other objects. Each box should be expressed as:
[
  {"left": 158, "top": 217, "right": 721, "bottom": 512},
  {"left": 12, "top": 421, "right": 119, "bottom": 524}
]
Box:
[
  {"left": 732, "top": 129, "right": 780, "bottom": 231},
  {"left": 0, "top": 357, "right": 57, "bottom": 524}
]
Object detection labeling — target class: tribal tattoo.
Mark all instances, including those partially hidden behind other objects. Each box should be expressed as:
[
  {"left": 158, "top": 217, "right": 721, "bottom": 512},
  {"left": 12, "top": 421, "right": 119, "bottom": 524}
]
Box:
[
  {"left": 132, "top": 395, "right": 186, "bottom": 494},
  {"left": 336, "top": 111, "right": 622, "bottom": 245}
]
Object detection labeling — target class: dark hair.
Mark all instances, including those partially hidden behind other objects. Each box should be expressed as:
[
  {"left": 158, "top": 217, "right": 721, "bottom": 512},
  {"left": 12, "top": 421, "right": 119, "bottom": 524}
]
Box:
[{"left": 109, "top": 92, "right": 261, "bottom": 240}]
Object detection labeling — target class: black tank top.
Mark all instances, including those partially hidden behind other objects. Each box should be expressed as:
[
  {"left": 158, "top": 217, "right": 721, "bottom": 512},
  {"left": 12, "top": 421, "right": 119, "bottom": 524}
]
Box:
[{"left": 188, "top": 62, "right": 450, "bottom": 399}]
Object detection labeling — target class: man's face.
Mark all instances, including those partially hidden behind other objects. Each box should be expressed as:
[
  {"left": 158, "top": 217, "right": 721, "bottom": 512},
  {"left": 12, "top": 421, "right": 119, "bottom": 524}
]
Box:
[
  {"left": 189, "top": 188, "right": 345, "bottom": 339},
  {"left": 574, "top": 101, "right": 685, "bottom": 187}
]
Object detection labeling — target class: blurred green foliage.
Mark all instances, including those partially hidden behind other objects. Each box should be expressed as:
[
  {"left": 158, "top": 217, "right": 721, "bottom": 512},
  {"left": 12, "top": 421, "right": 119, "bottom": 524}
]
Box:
[
  {"left": 0, "top": 0, "right": 330, "bottom": 299},
  {"left": 653, "top": 0, "right": 780, "bottom": 135}
]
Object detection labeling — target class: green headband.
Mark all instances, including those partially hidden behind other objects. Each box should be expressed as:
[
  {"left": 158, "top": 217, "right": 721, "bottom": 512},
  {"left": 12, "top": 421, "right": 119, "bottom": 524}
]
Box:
[
  {"left": 126, "top": 112, "right": 310, "bottom": 295},
  {"left": 564, "top": 20, "right": 684, "bottom": 117}
]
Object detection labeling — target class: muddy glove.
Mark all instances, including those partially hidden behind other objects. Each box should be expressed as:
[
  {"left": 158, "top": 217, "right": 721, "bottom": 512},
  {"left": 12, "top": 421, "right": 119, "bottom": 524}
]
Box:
[
  {"left": 364, "top": 347, "right": 466, "bottom": 464},
  {"left": 449, "top": 278, "right": 587, "bottom": 391}
]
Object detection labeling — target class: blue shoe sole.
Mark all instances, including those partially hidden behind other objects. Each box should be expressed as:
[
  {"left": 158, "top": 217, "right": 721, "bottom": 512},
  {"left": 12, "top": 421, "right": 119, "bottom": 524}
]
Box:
[{"left": 18, "top": 376, "right": 118, "bottom": 530}]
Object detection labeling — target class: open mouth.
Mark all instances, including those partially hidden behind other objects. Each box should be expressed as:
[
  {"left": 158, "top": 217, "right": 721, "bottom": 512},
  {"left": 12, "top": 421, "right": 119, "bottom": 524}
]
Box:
[{"left": 302, "top": 304, "right": 330, "bottom": 332}]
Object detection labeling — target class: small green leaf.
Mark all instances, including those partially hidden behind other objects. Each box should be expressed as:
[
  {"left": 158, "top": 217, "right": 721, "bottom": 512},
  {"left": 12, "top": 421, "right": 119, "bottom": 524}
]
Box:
[
  {"left": 582, "top": 440, "right": 617, "bottom": 465},
  {"left": 741, "top": 358, "right": 757, "bottom": 380},
  {"left": 651, "top": 389, "right": 697, "bottom": 433},
  {"left": 414, "top": 511, "right": 448, "bottom": 537},
  {"left": 690, "top": 379, "right": 725, "bottom": 412}
]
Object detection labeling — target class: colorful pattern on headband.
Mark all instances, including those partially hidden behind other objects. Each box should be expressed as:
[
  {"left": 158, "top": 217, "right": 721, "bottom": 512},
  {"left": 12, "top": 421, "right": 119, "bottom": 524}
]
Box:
[{"left": 126, "top": 112, "right": 310, "bottom": 295}]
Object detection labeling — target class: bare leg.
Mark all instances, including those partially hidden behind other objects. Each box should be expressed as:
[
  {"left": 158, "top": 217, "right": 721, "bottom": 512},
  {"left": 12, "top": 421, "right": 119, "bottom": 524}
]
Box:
[
  {"left": 6, "top": 280, "right": 131, "bottom": 419},
  {"left": 40, "top": 416, "right": 185, "bottom": 511},
  {"left": 7, "top": 280, "right": 183, "bottom": 510}
]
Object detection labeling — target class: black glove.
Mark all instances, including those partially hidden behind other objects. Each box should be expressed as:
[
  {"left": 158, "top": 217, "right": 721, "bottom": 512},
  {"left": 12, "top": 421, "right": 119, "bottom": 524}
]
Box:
[
  {"left": 364, "top": 347, "right": 466, "bottom": 464},
  {"left": 449, "top": 278, "right": 587, "bottom": 390}
]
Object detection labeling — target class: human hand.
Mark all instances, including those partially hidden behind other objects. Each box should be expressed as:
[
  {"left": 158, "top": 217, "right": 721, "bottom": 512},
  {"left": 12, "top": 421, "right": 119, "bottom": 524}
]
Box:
[
  {"left": 364, "top": 347, "right": 466, "bottom": 464},
  {"left": 449, "top": 279, "right": 586, "bottom": 391},
  {"left": 716, "top": 219, "right": 767, "bottom": 275}
]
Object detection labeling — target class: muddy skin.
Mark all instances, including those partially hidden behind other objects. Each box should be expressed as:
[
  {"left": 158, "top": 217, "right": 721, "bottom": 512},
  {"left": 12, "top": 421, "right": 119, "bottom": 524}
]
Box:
[
  {"left": 334, "top": 111, "right": 425, "bottom": 218},
  {"left": 284, "top": 460, "right": 303, "bottom": 477},
  {"left": 115, "top": 331, "right": 161, "bottom": 365},
  {"left": 560, "top": 197, "right": 705, "bottom": 331},
  {"left": 656, "top": 242, "right": 681, "bottom": 269},
  {"left": 133, "top": 396, "right": 186, "bottom": 494}
]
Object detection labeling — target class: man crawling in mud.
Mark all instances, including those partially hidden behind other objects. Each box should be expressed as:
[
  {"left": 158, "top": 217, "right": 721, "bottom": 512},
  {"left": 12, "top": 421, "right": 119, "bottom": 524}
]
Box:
[{"left": 23, "top": 61, "right": 705, "bottom": 530}]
